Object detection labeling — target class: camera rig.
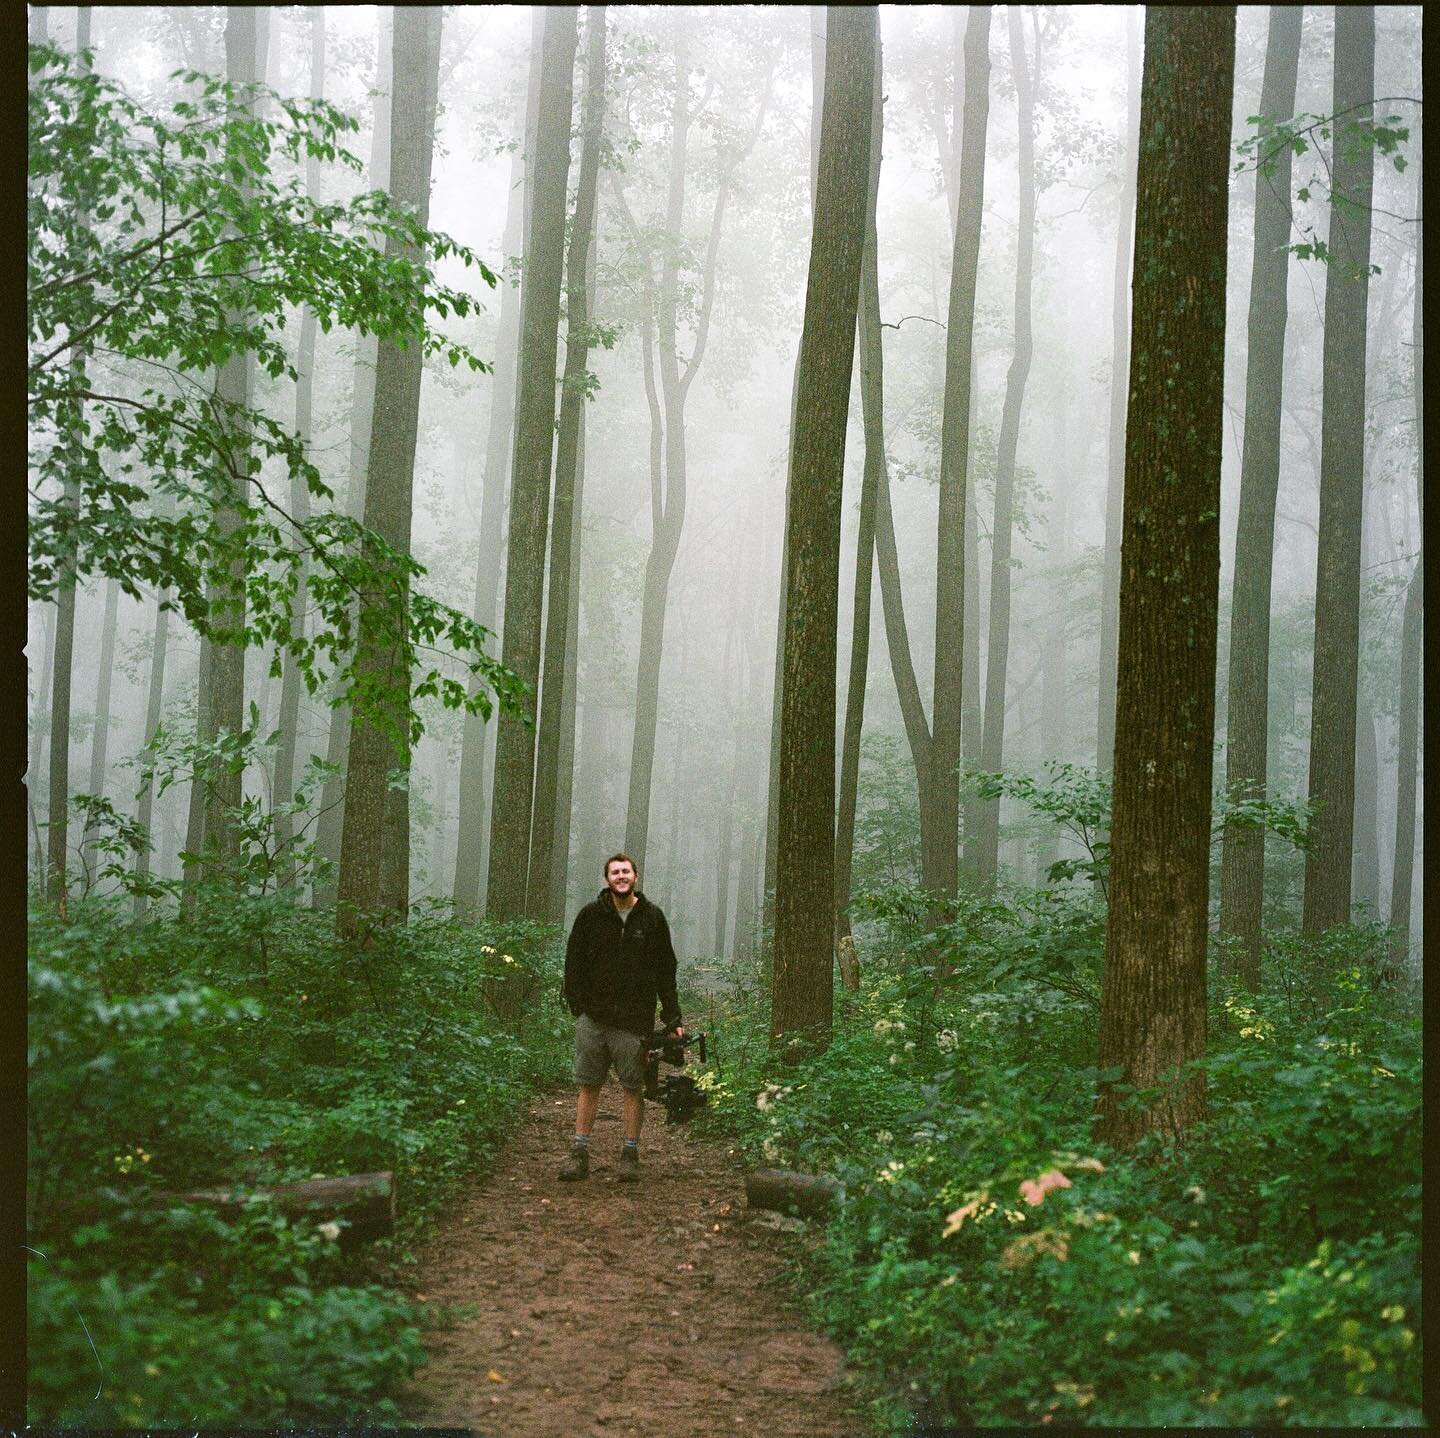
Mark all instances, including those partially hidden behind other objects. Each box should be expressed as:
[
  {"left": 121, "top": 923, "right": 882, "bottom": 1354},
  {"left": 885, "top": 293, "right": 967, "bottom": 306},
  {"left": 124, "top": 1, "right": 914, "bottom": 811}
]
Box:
[{"left": 642, "top": 1027, "right": 709, "bottom": 1124}]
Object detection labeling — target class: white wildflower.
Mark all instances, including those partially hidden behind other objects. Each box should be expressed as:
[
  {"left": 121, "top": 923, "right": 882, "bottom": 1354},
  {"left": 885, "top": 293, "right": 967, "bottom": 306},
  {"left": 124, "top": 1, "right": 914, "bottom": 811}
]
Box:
[
  {"left": 875, "top": 1130, "right": 894, "bottom": 1146},
  {"left": 317, "top": 1221, "right": 342, "bottom": 1242},
  {"left": 936, "top": 1029, "right": 959, "bottom": 1053}
]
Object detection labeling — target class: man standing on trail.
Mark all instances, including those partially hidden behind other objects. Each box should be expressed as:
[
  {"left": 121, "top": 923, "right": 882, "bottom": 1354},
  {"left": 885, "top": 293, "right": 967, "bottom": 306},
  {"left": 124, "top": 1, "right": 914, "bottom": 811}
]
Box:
[{"left": 559, "top": 852, "right": 684, "bottom": 1184}]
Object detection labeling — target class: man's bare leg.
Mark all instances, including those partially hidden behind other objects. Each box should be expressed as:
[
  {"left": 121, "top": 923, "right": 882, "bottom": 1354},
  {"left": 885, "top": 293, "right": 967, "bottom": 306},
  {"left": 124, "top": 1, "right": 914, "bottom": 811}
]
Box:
[
  {"left": 575, "top": 1083, "right": 602, "bottom": 1137},
  {"left": 622, "top": 1086, "right": 644, "bottom": 1143}
]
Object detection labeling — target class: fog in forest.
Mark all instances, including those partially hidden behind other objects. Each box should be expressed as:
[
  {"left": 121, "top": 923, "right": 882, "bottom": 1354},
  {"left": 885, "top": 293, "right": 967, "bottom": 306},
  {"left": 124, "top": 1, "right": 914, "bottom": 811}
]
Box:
[{"left": 28, "top": 4, "right": 1423, "bottom": 967}]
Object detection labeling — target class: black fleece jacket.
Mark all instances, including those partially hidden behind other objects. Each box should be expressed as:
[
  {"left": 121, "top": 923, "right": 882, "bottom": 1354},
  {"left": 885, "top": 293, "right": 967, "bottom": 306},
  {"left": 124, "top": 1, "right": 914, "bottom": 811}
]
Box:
[{"left": 562, "top": 889, "right": 682, "bottom": 1039}]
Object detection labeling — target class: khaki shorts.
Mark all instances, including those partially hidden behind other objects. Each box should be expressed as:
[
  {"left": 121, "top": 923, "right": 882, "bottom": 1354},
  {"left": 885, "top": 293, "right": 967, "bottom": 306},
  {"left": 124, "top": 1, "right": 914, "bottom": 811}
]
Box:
[{"left": 573, "top": 1013, "right": 647, "bottom": 1092}]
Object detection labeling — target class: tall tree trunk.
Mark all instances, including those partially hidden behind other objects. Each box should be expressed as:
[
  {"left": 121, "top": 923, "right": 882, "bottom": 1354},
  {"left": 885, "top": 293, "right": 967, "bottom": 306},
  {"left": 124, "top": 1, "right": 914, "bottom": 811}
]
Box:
[
  {"left": 833, "top": 28, "right": 885, "bottom": 967},
  {"left": 132, "top": 590, "right": 172, "bottom": 919},
  {"left": 45, "top": 5, "right": 92, "bottom": 910},
  {"left": 770, "top": 4, "right": 874, "bottom": 1053},
  {"left": 1217, "top": 4, "right": 1301, "bottom": 990},
  {"left": 453, "top": 11, "right": 536, "bottom": 918},
  {"left": 84, "top": 579, "right": 120, "bottom": 812},
  {"left": 550, "top": 409, "right": 587, "bottom": 919},
  {"left": 313, "top": 7, "right": 393, "bottom": 906},
  {"left": 335, "top": 4, "right": 444, "bottom": 935},
  {"left": 485, "top": 5, "right": 579, "bottom": 921},
  {"left": 974, "top": 6, "right": 1038, "bottom": 886},
  {"left": 1301, "top": 5, "right": 1375, "bottom": 936},
  {"left": 1095, "top": 5, "right": 1234, "bottom": 1152},
  {"left": 29, "top": 602, "right": 56, "bottom": 879},
  {"left": 273, "top": 5, "right": 324, "bottom": 895},
  {"left": 528, "top": 7, "right": 606, "bottom": 921},
  {"left": 1387, "top": 181, "right": 1421, "bottom": 973},
  {"left": 925, "top": 4, "right": 990, "bottom": 909},
  {"left": 1096, "top": 10, "right": 1142, "bottom": 773},
  {"left": 763, "top": 7, "right": 827, "bottom": 932},
  {"left": 1352, "top": 693, "right": 1379, "bottom": 911}
]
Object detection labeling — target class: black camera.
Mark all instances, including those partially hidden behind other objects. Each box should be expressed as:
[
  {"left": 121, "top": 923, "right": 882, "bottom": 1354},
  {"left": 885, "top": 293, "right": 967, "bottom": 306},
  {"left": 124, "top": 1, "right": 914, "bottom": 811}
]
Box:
[{"left": 643, "top": 1027, "right": 709, "bottom": 1124}]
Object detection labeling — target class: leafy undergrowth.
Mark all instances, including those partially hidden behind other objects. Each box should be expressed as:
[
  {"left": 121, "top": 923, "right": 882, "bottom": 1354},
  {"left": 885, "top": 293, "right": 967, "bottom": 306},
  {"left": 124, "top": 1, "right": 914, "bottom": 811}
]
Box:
[
  {"left": 27, "top": 890, "right": 572, "bottom": 1427},
  {"left": 693, "top": 890, "right": 1422, "bottom": 1429}
]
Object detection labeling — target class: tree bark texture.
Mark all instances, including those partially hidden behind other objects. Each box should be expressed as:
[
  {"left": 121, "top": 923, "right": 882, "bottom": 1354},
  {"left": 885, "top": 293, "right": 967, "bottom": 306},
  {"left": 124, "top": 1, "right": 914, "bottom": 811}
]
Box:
[
  {"left": 453, "top": 12, "right": 536, "bottom": 918},
  {"left": 132, "top": 590, "right": 172, "bottom": 918},
  {"left": 313, "top": 7, "right": 392, "bottom": 906},
  {"left": 974, "top": 6, "right": 1038, "bottom": 886},
  {"left": 1095, "top": 5, "right": 1234, "bottom": 1151},
  {"left": 833, "top": 29, "right": 885, "bottom": 965},
  {"left": 85, "top": 580, "right": 119, "bottom": 808},
  {"left": 1037, "top": 392, "right": 1069, "bottom": 881},
  {"left": 485, "top": 5, "right": 578, "bottom": 921},
  {"left": 770, "top": 4, "right": 874, "bottom": 1051},
  {"left": 1096, "top": 10, "right": 1142, "bottom": 774},
  {"left": 1217, "top": 3, "right": 1302, "bottom": 989},
  {"left": 1301, "top": 5, "right": 1375, "bottom": 936},
  {"left": 528, "top": 7, "right": 607, "bottom": 922},
  {"left": 925, "top": 3, "right": 989, "bottom": 907},
  {"left": 336, "top": 3, "right": 443, "bottom": 935}
]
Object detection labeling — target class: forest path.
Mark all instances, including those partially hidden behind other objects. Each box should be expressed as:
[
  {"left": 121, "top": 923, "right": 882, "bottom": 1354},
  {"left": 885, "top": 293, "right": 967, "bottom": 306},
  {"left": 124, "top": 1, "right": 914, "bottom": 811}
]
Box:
[{"left": 402, "top": 1087, "right": 868, "bottom": 1437}]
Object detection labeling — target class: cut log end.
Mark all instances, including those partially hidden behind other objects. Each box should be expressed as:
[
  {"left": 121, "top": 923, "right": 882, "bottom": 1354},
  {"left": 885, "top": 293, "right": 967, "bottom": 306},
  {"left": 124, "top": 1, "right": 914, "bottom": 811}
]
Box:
[{"left": 745, "top": 1168, "right": 843, "bottom": 1220}]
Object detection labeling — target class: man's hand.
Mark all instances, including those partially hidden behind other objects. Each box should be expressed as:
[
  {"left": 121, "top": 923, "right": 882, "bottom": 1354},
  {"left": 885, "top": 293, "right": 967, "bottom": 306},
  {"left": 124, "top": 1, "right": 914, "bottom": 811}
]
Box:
[{"left": 670, "top": 1022, "right": 686, "bottom": 1039}]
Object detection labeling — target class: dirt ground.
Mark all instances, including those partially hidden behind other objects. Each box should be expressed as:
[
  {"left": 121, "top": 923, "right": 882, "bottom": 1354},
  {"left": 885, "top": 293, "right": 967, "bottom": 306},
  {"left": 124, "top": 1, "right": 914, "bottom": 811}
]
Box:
[{"left": 402, "top": 1086, "right": 871, "bottom": 1437}]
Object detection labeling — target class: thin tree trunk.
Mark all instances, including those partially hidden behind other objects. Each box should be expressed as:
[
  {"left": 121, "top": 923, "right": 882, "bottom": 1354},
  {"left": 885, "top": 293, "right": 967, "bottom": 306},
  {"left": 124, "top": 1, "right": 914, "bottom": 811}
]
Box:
[
  {"left": 550, "top": 410, "right": 587, "bottom": 919},
  {"left": 336, "top": 4, "right": 444, "bottom": 935},
  {"left": 528, "top": 6, "right": 606, "bottom": 921},
  {"left": 453, "top": 11, "right": 535, "bottom": 918},
  {"left": 1217, "top": 4, "right": 1302, "bottom": 989},
  {"left": 770, "top": 5, "right": 874, "bottom": 1053},
  {"left": 45, "top": 5, "right": 92, "bottom": 910},
  {"left": 84, "top": 579, "right": 120, "bottom": 810},
  {"left": 974, "top": 6, "right": 1038, "bottom": 886},
  {"left": 1096, "top": 5, "right": 1234, "bottom": 1152},
  {"left": 132, "top": 590, "right": 172, "bottom": 919},
  {"left": 1096, "top": 10, "right": 1141, "bottom": 773},
  {"left": 485, "top": 5, "right": 578, "bottom": 922},
  {"left": 29, "top": 602, "right": 57, "bottom": 879},
  {"left": 1352, "top": 694, "right": 1379, "bottom": 912},
  {"left": 273, "top": 6, "right": 324, "bottom": 895},
  {"left": 1387, "top": 177, "right": 1421, "bottom": 973},
  {"left": 833, "top": 29, "right": 885, "bottom": 969},
  {"left": 1301, "top": 5, "right": 1375, "bottom": 936},
  {"left": 313, "top": 7, "right": 392, "bottom": 905},
  {"left": 925, "top": 4, "right": 990, "bottom": 909},
  {"left": 1037, "top": 392, "right": 1069, "bottom": 881}
]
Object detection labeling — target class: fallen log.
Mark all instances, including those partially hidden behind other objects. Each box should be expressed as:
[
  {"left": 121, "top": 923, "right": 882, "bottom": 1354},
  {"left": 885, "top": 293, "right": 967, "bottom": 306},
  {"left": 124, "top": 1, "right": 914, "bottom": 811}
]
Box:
[
  {"left": 41, "top": 1171, "right": 396, "bottom": 1246},
  {"left": 745, "top": 1168, "right": 844, "bottom": 1220}
]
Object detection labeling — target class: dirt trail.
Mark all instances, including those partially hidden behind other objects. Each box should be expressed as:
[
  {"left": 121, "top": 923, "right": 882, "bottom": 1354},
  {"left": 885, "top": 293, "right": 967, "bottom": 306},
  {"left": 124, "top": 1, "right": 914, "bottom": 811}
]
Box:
[{"left": 403, "top": 1087, "right": 869, "bottom": 1437}]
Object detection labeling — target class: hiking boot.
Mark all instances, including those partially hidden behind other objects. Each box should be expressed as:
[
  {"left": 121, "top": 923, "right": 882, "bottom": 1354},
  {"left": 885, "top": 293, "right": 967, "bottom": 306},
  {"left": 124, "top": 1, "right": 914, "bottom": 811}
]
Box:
[
  {"left": 617, "top": 1146, "right": 640, "bottom": 1183},
  {"left": 558, "top": 1142, "right": 590, "bottom": 1181}
]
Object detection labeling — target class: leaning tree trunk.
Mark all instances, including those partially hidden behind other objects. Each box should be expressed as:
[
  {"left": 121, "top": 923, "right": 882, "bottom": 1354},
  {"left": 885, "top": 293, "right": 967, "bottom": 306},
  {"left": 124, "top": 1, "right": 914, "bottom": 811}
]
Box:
[
  {"left": 273, "top": 6, "right": 324, "bottom": 895},
  {"left": 1217, "top": 4, "right": 1302, "bottom": 990},
  {"left": 833, "top": 28, "right": 885, "bottom": 971},
  {"left": 973, "top": 5, "right": 1038, "bottom": 887},
  {"left": 313, "top": 7, "right": 392, "bottom": 907},
  {"left": 770, "top": 4, "right": 874, "bottom": 1055},
  {"left": 335, "top": 4, "right": 443, "bottom": 936},
  {"left": 1095, "top": 4, "right": 1234, "bottom": 1152},
  {"left": 132, "top": 588, "right": 172, "bottom": 919},
  {"left": 1301, "top": 5, "right": 1375, "bottom": 937},
  {"left": 453, "top": 9, "right": 537, "bottom": 918},
  {"left": 925, "top": 3, "right": 990, "bottom": 910},
  {"left": 1096, "top": 9, "right": 1142, "bottom": 774},
  {"left": 485, "top": 4, "right": 578, "bottom": 922},
  {"left": 528, "top": 5, "right": 606, "bottom": 921}
]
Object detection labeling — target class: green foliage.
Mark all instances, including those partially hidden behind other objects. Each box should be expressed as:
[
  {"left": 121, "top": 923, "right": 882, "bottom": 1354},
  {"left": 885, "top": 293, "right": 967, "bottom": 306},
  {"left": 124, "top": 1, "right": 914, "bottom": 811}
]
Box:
[
  {"left": 28, "top": 884, "right": 572, "bottom": 1424},
  {"left": 27, "top": 43, "right": 524, "bottom": 747},
  {"left": 696, "top": 890, "right": 1421, "bottom": 1429}
]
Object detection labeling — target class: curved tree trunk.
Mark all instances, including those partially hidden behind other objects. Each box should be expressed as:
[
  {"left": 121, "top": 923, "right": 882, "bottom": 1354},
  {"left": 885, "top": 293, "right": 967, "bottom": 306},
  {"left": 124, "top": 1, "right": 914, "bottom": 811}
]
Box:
[
  {"left": 1096, "top": 5, "right": 1234, "bottom": 1151},
  {"left": 132, "top": 590, "right": 172, "bottom": 919},
  {"left": 1301, "top": 5, "right": 1375, "bottom": 936},
  {"left": 1217, "top": 4, "right": 1302, "bottom": 989}
]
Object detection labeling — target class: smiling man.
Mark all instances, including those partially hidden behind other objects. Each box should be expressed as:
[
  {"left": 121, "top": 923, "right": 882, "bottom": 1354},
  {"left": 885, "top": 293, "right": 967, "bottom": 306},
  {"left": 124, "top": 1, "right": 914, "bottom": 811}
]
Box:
[{"left": 559, "top": 852, "right": 684, "bottom": 1183}]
